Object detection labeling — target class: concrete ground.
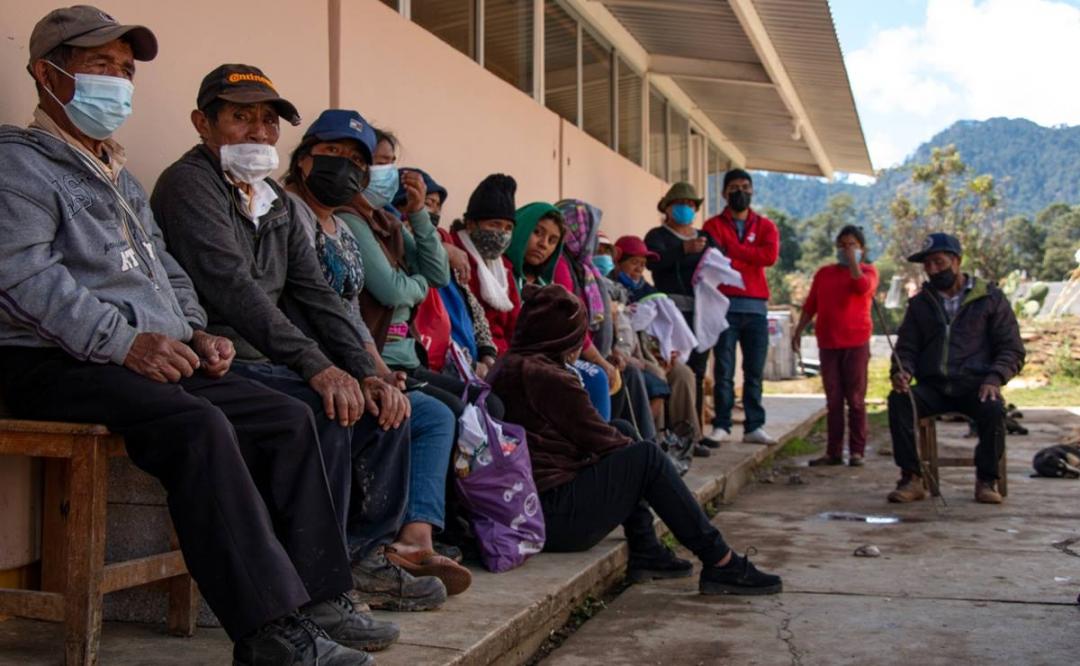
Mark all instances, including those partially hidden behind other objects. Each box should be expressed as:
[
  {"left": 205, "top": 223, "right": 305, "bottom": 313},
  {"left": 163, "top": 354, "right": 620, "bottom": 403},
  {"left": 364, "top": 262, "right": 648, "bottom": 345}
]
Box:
[
  {"left": 544, "top": 408, "right": 1080, "bottom": 666},
  {"left": 0, "top": 397, "right": 824, "bottom": 666}
]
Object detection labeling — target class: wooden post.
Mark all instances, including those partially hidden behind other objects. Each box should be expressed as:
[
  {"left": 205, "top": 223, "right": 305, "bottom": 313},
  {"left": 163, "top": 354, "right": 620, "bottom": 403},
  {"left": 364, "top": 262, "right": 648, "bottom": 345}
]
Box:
[
  {"left": 63, "top": 437, "right": 107, "bottom": 666},
  {"left": 166, "top": 527, "right": 198, "bottom": 637}
]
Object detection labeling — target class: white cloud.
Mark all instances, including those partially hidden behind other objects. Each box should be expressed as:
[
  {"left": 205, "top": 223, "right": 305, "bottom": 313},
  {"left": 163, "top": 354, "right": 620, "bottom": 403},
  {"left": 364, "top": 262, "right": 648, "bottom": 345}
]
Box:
[{"left": 847, "top": 0, "right": 1080, "bottom": 169}]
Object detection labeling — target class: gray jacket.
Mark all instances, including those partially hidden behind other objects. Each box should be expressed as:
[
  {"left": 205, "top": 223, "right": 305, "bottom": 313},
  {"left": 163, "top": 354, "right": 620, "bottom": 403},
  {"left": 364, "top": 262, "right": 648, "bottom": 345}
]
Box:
[
  {"left": 151, "top": 145, "right": 375, "bottom": 381},
  {"left": 0, "top": 125, "right": 205, "bottom": 364}
]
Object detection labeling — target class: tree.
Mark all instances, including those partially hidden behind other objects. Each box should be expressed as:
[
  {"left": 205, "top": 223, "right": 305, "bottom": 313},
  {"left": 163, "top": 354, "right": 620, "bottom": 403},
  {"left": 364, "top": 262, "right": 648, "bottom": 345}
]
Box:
[
  {"left": 1002, "top": 214, "right": 1045, "bottom": 277},
  {"left": 763, "top": 208, "right": 800, "bottom": 305},
  {"left": 879, "top": 145, "right": 1011, "bottom": 282},
  {"left": 1039, "top": 204, "right": 1080, "bottom": 279}
]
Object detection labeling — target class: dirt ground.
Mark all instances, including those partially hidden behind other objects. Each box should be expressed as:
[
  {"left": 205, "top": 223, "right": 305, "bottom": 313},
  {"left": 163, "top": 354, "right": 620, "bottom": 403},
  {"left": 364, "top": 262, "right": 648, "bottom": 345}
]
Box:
[{"left": 544, "top": 407, "right": 1080, "bottom": 666}]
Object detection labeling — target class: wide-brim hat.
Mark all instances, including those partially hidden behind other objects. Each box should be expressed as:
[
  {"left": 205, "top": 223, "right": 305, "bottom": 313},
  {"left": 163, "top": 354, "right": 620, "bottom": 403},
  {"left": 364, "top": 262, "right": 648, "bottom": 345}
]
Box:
[{"left": 657, "top": 181, "right": 703, "bottom": 213}]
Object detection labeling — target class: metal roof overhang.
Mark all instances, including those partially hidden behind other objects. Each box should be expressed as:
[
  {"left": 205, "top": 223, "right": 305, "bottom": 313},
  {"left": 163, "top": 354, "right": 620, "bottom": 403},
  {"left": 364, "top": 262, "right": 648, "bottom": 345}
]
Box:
[{"left": 568, "top": 0, "right": 872, "bottom": 177}]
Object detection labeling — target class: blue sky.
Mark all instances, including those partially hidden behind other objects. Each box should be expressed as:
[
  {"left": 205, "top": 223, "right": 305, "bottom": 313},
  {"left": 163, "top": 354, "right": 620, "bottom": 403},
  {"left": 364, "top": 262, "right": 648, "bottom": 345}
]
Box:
[{"left": 829, "top": 0, "right": 1080, "bottom": 174}]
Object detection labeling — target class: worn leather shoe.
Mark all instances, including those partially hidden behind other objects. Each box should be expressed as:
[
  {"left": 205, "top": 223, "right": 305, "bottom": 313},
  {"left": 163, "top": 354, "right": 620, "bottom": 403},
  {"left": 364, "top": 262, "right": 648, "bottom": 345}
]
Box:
[
  {"left": 351, "top": 547, "right": 447, "bottom": 611},
  {"left": 887, "top": 472, "right": 927, "bottom": 503},
  {"left": 233, "top": 613, "right": 373, "bottom": 665},
  {"left": 385, "top": 546, "right": 473, "bottom": 595},
  {"left": 302, "top": 593, "right": 399, "bottom": 652},
  {"left": 975, "top": 479, "right": 1003, "bottom": 504}
]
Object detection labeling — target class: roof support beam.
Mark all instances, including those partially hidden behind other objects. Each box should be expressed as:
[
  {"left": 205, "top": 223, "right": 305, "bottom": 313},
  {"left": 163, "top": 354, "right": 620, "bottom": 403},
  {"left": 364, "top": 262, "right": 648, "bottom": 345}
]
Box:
[
  {"left": 598, "top": 0, "right": 729, "bottom": 17},
  {"left": 649, "top": 55, "right": 772, "bottom": 87},
  {"left": 561, "top": 0, "right": 746, "bottom": 166},
  {"left": 727, "top": 0, "right": 834, "bottom": 178}
]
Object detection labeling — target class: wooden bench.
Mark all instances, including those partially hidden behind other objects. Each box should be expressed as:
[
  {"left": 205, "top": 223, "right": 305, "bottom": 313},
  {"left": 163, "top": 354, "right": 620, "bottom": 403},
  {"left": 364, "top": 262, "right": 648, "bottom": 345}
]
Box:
[
  {"left": 0, "top": 418, "right": 198, "bottom": 665},
  {"left": 917, "top": 416, "right": 1008, "bottom": 497}
]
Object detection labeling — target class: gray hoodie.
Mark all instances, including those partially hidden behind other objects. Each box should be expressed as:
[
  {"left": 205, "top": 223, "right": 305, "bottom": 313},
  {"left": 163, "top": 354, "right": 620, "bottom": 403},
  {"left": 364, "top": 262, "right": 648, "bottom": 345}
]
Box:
[{"left": 0, "top": 125, "right": 206, "bottom": 364}]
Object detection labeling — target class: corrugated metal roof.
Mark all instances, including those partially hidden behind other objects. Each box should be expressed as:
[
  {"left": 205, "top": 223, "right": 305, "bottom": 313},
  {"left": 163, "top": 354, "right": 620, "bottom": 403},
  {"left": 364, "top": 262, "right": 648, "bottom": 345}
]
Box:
[{"left": 599, "top": 0, "right": 872, "bottom": 176}]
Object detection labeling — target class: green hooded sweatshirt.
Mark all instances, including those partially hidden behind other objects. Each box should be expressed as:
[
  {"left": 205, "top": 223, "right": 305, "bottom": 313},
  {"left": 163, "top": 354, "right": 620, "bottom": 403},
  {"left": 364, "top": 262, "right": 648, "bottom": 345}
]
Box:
[{"left": 506, "top": 202, "right": 565, "bottom": 292}]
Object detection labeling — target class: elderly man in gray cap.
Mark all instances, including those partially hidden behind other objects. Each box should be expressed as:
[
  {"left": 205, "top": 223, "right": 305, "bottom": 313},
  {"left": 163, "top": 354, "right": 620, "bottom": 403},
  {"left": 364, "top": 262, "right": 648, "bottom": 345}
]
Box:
[{"left": 0, "top": 6, "right": 381, "bottom": 665}]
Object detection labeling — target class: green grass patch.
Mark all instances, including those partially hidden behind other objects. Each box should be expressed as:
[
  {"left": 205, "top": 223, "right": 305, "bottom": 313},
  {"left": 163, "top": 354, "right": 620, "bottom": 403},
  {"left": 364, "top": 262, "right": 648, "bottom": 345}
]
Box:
[
  {"left": 776, "top": 436, "right": 821, "bottom": 458},
  {"left": 1004, "top": 379, "right": 1080, "bottom": 407},
  {"left": 703, "top": 500, "right": 719, "bottom": 519},
  {"left": 660, "top": 532, "right": 678, "bottom": 551}
]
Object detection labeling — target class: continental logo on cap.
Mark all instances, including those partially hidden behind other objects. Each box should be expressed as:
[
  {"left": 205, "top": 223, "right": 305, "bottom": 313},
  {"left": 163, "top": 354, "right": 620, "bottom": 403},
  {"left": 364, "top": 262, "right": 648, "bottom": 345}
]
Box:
[{"left": 227, "top": 72, "right": 276, "bottom": 91}]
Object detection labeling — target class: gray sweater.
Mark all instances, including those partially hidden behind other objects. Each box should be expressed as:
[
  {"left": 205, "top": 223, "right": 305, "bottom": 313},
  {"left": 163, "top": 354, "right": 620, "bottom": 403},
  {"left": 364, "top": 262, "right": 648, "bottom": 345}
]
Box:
[
  {"left": 151, "top": 145, "right": 375, "bottom": 381},
  {"left": 0, "top": 125, "right": 205, "bottom": 364}
]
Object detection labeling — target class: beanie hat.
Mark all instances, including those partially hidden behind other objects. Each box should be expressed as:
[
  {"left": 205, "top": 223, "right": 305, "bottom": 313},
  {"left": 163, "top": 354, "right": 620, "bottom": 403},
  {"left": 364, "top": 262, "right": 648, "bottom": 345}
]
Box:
[
  {"left": 723, "top": 168, "right": 753, "bottom": 191},
  {"left": 465, "top": 173, "right": 517, "bottom": 223}
]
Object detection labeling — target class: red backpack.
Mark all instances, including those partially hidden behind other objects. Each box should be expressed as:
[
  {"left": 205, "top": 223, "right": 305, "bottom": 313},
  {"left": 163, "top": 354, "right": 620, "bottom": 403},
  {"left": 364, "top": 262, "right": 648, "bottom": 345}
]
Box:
[{"left": 412, "top": 287, "right": 451, "bottom": 371}]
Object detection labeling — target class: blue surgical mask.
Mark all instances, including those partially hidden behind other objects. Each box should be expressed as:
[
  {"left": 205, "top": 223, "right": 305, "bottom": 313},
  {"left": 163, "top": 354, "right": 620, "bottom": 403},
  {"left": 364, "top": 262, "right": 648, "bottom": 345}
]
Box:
[
  {"left": 363, "top": 164, "right": 400, "bottom": 209},
  {"left": 671, "top": 203, "right": 696, "bottom": 226},
  {"left": 45, "top": 61, "right": 134, "bottom": 140},
  {"left": 592, "top": 254, "right": 615, "bottom": 276},
  {"left": 836, "top": 248, "right": 862, "bottom": 266}
]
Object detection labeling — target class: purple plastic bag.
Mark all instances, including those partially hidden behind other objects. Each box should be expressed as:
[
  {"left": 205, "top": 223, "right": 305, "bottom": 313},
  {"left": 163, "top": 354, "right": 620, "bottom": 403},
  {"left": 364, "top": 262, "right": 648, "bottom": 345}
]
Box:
[{"left": 448, "top": 344, "right": 545, "bottom": 572}]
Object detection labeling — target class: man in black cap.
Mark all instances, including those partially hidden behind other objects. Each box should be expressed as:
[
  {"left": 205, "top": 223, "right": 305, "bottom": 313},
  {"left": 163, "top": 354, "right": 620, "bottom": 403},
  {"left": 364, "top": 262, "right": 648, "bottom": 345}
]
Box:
[
  {"left": 0, "top": 6, "right": 376, "bottom": 665},
  {"left": 886, "top": 232, "right": 1025, "bottom": 504},
  {"left": 151, "top": 65, "right": 447, "bottom": 622}
]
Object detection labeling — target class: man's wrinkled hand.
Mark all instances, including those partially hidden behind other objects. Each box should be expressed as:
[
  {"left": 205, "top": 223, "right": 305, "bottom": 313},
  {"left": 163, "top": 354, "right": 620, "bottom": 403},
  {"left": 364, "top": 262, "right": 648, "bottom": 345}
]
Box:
[
  {"left": 447, "top": 244, "right": 472, "bottom": 284},
  {"left": 123, "top": 332, "right": 200, "bottom": 384},
  {"left": 309, "top": 366, "right": 364, "bottom": 427},
  {"left": 891, "top": 371, "right": 912, "bottom": 394},
  {"left": 978, "top": 383, "right": 1002, "bottom": 403},
  {"left": 190, "top": 330, "right": 235, "bottom": 378},
  {"left": 362, "top": 377, "right": 410, "bottom": 430}
]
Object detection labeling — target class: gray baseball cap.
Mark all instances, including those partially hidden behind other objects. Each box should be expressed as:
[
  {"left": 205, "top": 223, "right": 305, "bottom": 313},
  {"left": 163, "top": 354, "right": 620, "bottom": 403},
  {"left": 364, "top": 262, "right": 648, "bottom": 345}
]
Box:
[{"left": 29, "top": 5, "right": 157, "bottom": 69}]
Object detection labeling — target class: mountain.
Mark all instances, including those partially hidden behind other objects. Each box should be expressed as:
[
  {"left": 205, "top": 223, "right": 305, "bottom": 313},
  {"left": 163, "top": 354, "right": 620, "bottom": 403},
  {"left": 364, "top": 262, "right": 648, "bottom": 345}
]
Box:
[{"left": 752, "top": 118, "right": 1080, "bottom": 220}]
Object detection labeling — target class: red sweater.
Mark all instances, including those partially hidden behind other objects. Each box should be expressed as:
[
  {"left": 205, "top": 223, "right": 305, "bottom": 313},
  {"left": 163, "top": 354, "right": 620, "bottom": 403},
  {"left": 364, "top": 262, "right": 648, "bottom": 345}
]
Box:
[
  {"left": 450, "top": 233, "right": 521, "bottom": 356},
  {"left": 803, "top": 263, "right": 879, "bottom": 350},
  {"left": 702, "top": 208, "right": 779, "bottom": 300}
]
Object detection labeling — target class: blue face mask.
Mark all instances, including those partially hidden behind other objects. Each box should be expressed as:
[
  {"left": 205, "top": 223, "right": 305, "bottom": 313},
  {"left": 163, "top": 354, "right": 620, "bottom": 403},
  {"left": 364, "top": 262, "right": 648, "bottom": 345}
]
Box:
[
  {"left": 618, "top": 271, "right": 643, "bottom": 290},
  {"left": 671, "top": 203, "right": 696, "bottom": 226},
  {"left": 592, "top": 254, "right": 615, "bottom": 276},
  {"left": 363, "top": 164, "right": 400, "bottom": 209},
  {"left": 836, "top": 248, "right": 862, "bottom": 266},
  {"left": 45, "top": 62, "right": 134, "bottom": 140}
]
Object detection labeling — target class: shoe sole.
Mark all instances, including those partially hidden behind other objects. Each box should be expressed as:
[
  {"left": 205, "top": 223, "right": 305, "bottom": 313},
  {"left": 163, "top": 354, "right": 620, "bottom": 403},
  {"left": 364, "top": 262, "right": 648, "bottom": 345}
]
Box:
[
  {"left": 336, "top": 630, "right": 401, "bottom": 652},
  {"left": 699, "top": 581, "right": 783, "bottom": 596},
  {"left": 353, "top": 590, "right": 447, "bottom": 612},
  {"left": 626, "top": 567, "right": 694, "bottom": 584},
  {"left": 386, "top": 552, "right": 473, "bottom": 596}
]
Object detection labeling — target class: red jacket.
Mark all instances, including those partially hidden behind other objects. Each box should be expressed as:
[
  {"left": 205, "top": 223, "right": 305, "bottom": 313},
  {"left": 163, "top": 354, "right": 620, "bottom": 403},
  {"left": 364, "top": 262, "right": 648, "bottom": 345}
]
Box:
[
  {"left": 450, "top": 233, "right": 521, "bottom": 356},
  {"left": 702, "top": 208, "right": 779, "bottom": 300},
  {"left": 803, "top": 263, "right": 879, "bottom": 350}
]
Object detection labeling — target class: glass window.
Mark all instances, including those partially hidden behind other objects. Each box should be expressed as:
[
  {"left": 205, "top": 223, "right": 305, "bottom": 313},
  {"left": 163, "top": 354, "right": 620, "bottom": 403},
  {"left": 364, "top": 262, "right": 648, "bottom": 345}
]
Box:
[
  {"left": 669, "top": 108, "right": 689, "bottom": 184},
  {"left": 580, "top": 29, "right": 612, "bottom": 147},
  {"left": 412, "top": 0, "right": 475, "bottom": 60},
  {"left": 484, "top": 0, "right": 533, "bottom": 93},
  {"left": 648, "top": 87, "right": 666, "bottom": 180},
  {"left": 617, "top": 58, "right": 642, "bottom": 165},
  {"left": 544, "top": 0, "right": 577, "bottom": 124}
]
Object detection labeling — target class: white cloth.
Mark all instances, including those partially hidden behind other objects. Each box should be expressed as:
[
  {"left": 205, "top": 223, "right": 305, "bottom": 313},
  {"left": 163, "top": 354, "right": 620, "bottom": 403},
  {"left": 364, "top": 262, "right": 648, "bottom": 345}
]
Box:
[
  {"left": 456, "top": 229, "right": 514, "bottom": 312},
  {"left": 692, "top": 248, "right": 745, "bottom": 352},
  {"left": 630, "top": 293, "right": 698, "bottom": 362}
]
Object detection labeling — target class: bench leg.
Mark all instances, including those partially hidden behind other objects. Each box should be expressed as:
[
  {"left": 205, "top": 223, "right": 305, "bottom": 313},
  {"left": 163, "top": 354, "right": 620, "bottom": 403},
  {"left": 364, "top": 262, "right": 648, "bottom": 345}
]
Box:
[
  {"left": 918, "top": 419, "right": 941, "bottom": 497},
  {"left": 63, "top": 440, "right": 108, "bottom": 666},
  {"left": 166, "top": 528, "right": 198, "bottom": 637}
]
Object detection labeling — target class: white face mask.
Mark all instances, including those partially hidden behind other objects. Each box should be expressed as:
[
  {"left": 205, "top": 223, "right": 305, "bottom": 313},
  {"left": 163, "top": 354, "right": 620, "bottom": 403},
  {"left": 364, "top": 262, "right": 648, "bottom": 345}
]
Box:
[{"left": 219, "top": 143, "right": 279, "bottom": 184}]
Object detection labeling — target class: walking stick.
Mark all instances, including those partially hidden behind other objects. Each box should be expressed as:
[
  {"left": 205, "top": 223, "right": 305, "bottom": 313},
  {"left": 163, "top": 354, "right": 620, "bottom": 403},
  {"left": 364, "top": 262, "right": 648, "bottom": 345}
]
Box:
[{"left": 870, "top": 297, "right": 948, "bottom": 510}]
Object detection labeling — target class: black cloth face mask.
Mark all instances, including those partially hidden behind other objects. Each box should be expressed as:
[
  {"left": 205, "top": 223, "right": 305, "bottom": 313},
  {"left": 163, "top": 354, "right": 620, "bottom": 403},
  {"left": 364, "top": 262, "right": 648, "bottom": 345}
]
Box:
[
  {"left": 728, "top": 190, "right": 751, "bottom": 213},
  {"left": 928, "top": 267, "right": 957, "bottom": 292},
  {"left": 305, "top": 155, "right": 364, "bottom": 207}
]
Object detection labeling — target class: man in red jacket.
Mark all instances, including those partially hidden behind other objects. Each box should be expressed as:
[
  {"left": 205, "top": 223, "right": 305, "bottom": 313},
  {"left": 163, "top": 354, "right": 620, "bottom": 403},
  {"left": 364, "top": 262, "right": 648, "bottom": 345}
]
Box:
[{"left": 702, "top": 170, "right": 779, "bottom": 445}]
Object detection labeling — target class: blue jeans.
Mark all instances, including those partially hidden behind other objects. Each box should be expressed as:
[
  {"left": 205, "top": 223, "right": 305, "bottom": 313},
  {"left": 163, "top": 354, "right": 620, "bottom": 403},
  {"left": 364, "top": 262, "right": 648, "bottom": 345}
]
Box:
[
  {"left": 712, "top": 312, "right": 769, "bottom": 433},
  {"left": 573, "top": 360, "right": 611, "bottom": 421},
  {"left": 405, "top": 390, "right": 455, "bottom": 530}
]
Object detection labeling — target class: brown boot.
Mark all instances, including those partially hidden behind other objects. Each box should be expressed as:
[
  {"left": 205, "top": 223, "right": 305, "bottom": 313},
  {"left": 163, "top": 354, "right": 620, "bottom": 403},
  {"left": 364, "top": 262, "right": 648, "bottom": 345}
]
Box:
[
  {"left": 975, "top": 479, "right": 1003, "bottom": 504},
  {"left": 887, "top": 472, "right": 927, "bottom": 503}
]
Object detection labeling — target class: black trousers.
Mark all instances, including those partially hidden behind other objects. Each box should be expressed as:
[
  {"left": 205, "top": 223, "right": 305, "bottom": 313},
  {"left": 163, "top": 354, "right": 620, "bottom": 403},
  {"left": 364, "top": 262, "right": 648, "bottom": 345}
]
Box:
[
  {"left": 0, "top": 348, "right": 352, "bottom": 640},
  {"left": 410, "top": 366, "right": 505, "bottom": 420},
  {"left": 540, "top": 440, "right": 729, "bottom": 566},
  {"left": 229, "top": 361, "right": 410, "bottom": 562},
  {"left": 888, "top": 383, "right": 1006, "bottom": 481}
]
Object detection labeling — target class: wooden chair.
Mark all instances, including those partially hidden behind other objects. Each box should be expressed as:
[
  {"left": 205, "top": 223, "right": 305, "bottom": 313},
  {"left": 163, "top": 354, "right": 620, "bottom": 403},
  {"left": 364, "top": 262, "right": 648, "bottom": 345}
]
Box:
[
  {"left": 917, "top": 416, "right": 1008, "bottom": 497},
  {"left": 0, "top": 418, "right": 198, "bottom": 665}
]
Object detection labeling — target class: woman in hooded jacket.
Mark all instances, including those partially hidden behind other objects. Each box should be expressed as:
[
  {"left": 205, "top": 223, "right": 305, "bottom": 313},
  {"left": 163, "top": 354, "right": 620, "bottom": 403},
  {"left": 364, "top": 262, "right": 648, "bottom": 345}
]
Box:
[{"left": 488, "top": 285, "right": 783, "bottom": 596}]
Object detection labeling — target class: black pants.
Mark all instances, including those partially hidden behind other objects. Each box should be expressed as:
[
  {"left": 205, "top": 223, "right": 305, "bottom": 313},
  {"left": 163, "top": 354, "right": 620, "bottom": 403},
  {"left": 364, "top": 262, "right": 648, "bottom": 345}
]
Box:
[
  {"left": 888, "top": 383, "right": 1006, "bottom": 481},
  {"left": 0, "top": 348, "right": 351, "bottom": 640},
  {"left": 410, "top": 366, "right": 505, "bottom": 420},
  {"left": 540, "top": 440, "right": 729, "bottom": 566},
  {"left": 230, "top": 361, "right": 410, "bottom": 561}
]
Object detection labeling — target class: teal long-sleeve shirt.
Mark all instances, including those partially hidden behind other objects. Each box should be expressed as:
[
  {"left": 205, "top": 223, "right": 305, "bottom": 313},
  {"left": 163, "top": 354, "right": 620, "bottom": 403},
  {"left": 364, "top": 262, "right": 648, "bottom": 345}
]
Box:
[{"left": 341, "top": 208, "right": 449, "bottom": 369}]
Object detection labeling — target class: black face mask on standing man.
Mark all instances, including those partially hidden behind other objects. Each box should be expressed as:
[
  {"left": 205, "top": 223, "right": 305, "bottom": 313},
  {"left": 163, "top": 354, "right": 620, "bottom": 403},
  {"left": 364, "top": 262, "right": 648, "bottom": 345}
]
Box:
[
  {"left": 928, "top": 267, "right": 958, "bottom": 292},
  {"left": 305, "top": 154, "right": 364, "bottom": 207},
  {"left": 727, "top": 190, "right": 751, "bottom": 213}
]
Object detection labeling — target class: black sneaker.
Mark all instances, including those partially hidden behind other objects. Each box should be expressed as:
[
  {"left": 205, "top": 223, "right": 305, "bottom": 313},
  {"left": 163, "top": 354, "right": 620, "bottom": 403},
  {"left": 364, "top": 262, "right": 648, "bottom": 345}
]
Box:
[
  {"left": 351, "top": 547, "right": 447, "bottom": 611},
  {"left": 627, "top": 547, "right": 694, "bottom": 583},
  {"left": 699, "top": 548, "right": 782, "bottom": 596},
  {"left": 692, "top": 443, "right": 712, "bottom": 457},
  {"left": 233, "top": 613, "right": 373, "bottom": 665},
  {"left": 808, "top": 455, "right": 844, "bottom": 467},
  {"left": 302, "top": 593, "right": 399, "bottom": 652}
]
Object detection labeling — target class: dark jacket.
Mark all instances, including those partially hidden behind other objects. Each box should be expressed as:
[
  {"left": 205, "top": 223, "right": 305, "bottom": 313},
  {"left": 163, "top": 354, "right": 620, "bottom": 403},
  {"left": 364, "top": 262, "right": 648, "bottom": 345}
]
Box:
[
  {"left": 643, "top": 225, "right": 716, "bottom": 313},
  {"left": 489, "top": 284, "right": 631, "bottom": 492},
  {"left": 893, "top": 276, "right": 1024, "bottom": 393},
  {"left": 151, "top": 145, "right": 375, "bottom": 381}
]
